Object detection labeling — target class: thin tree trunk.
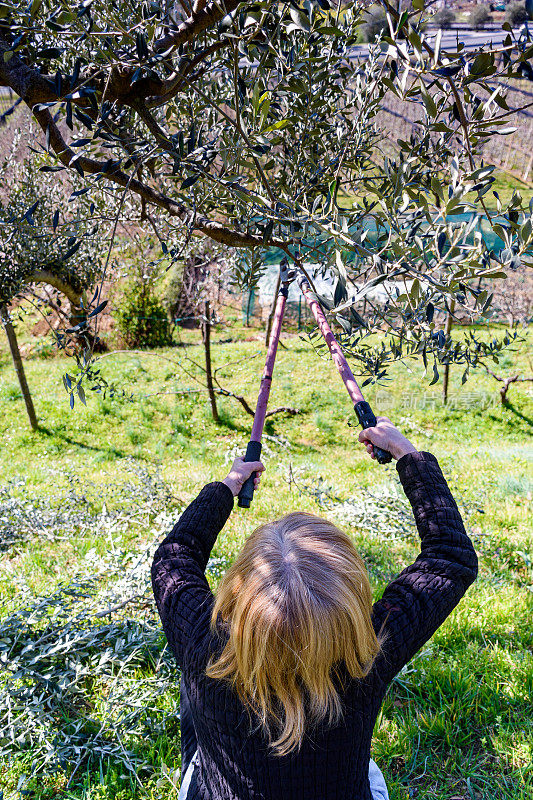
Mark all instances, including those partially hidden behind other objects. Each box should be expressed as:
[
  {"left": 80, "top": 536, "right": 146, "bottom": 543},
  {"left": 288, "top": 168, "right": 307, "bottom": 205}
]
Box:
[
  {"left": 442, "top": 299, "right": 456, "bottom": 406},
  {"left": 265, "top": 271, "right": 281, "bottom": 347},
  {"left": 201, "top": 301, "right": 219, "bottom": 422},
  {"left": 245, "top": 289, "right": 254, "bottom": 327},
  {"left": 1, "top": 304, "right": 38, "bottom": 430}
]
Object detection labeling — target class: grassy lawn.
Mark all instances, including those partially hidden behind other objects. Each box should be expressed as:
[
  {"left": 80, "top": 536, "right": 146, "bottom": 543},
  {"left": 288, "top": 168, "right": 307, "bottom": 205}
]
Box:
[
  {"left": 485, "top": 173, "right": 532, "bottom": 208},
  {"left": 0, "top": 320, "right": 531, "bottom": 800}
]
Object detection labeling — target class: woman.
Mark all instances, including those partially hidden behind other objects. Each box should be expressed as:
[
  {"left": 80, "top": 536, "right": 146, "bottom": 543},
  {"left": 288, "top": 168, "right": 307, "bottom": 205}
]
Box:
[{"left": 152, "top": 418, "right": 478, "bottom": 800}]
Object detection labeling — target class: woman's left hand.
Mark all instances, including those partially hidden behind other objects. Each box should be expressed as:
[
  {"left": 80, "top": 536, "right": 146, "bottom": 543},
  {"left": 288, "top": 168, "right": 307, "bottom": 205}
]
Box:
[{"left": 222, "top": 456, "right": 265, "bottom": 497}]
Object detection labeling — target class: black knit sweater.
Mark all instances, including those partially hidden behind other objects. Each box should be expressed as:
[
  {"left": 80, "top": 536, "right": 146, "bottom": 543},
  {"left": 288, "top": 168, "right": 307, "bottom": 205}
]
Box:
[{"left": 151, "top": 452, "right": 478, "bottom": 800}]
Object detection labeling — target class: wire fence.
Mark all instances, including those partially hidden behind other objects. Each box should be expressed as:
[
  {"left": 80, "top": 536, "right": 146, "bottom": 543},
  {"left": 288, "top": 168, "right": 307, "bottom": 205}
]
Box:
[
  {"left": 2, "top": 73, "right": 532, "bottom": 182},
  {"left": 376, "top": 78, "right": 533, "bottom": 187}
]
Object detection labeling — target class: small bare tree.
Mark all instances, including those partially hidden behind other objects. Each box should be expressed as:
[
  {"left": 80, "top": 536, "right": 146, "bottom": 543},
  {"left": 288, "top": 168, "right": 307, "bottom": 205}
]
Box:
[{"left": 485, "top": 359, "right": 533, "bottom": 405}]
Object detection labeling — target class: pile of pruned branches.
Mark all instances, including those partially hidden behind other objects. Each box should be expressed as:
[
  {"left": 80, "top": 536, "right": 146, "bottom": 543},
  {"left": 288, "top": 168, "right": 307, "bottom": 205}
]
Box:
[{"left": 0, "top": 464, "right": 190, "bottom": 788}]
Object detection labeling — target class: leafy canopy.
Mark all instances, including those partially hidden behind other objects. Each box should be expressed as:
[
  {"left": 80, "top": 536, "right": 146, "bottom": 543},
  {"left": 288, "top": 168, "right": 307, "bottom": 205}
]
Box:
[
  {"left": 0, "top": 151, "right": 100, "bottom": 307},
  {"left": 0, "top": 0, "right": 532, "bottom": 382}
]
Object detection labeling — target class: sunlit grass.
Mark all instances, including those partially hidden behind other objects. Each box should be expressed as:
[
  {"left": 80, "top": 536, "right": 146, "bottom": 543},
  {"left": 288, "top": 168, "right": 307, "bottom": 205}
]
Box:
[{"left": 0, "top": 322, "right": 531, "bottom": 799}]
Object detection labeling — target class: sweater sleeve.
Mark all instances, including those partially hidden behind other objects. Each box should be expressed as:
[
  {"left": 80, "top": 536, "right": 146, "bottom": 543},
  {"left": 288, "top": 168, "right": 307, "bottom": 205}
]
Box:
[
  {"left": 371, "top": 451, "right": 478, "bottom": 683},
  {"left": 151, "top": 481, "right": 234, "bottom": 670}
]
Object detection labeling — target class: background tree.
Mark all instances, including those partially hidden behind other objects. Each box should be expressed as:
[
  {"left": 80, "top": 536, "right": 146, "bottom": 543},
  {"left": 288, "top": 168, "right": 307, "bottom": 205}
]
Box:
[
  {"left": 110, "top": 239, "right": 173, "bottom": 349},
  {"left": 361, "top": 6, "right": 388, "bottom": 42},
  {"left": 0, "top": 0, "right": 532, "bottom": 398},
  {"left": 0, "top": 149, "right": 101, "bottom": 319},
  {"left": 0, "top": 152, "right": 101, "bottom": 423},
  {"left": 505, "top": 2, "right": 529, "bottom": 26},
  {"left": 469, "top": 6, "right": 492, "bottom": 30},
  {"left": 433, "top": 7, "right": 456, "bottom": 29},
  {"left": 485, "top": 360, "right": 533, "bottom": 405}
]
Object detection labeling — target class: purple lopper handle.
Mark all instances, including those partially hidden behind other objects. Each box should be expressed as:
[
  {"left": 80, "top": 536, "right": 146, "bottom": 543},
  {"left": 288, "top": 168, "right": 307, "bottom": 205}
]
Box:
[{"left": 238, "top": 440, "right": 263, "bottom": 507}]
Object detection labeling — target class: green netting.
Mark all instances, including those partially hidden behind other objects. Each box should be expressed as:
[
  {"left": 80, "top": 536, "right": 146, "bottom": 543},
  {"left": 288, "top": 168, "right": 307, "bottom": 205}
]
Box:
[{"left": 262, "top": 213, "right": 508, "bottom": 266}]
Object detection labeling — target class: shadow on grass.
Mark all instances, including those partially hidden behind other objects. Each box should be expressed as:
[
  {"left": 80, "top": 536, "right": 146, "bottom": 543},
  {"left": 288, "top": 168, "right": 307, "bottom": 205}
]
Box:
[
  {"left": 215, "top": 407, "right": 248, "bottom": 432},
  {"left": 38, "top": 425, "right": 129, "bottom": 458},
  {"left": 503, "top": 401, "right": 533, "bottom": 427}
]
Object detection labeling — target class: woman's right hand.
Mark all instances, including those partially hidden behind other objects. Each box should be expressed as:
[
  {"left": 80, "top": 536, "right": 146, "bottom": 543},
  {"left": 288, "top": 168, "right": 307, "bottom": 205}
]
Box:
[
  {"left": 223, "top": 456, "right": 265, "bottom": 497},
  {"left": 358, "top": 417, "right": 418, "bottom": 461}
]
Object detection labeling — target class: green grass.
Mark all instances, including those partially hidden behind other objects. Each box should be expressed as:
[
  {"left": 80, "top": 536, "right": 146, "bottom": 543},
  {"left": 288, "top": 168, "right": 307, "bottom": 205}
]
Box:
[
  {"left": 0, "top": 320, "right": 532, "bottom": 800},
  {"left": 489, "top": 172, "right": 531, "bottom": 207}
]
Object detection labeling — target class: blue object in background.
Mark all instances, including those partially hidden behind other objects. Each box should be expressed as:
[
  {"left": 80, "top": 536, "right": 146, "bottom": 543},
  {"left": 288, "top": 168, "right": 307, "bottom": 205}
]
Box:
[
  {"left": 262, "top": 213, "right": 508, "bottom": 267},
  {"left": 242, "top": 289, "right": 256, "bottom": 326}
]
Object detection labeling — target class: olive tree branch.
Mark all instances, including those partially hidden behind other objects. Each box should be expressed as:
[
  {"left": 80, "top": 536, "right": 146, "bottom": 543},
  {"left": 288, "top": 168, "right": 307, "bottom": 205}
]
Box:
[
  {"left": 178, "top": 72, "right": 277, "bottom": 204},
  {"left": 153, "top": 0, "right": 242, "bottom": 54},
  {"left": 0, "top": 36, "right": 289, "bottom": 249},
  {"left": 377, "top": 0, "right": 494, "bottom": 224},
  {"left": 147, "top": 41, "right": 229, "bottom": 107}
]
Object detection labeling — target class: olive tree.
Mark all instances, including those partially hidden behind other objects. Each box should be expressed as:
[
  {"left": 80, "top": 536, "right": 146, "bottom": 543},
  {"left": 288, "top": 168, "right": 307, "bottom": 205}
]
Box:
[
  {"left": 0, "top": 0, "right": 532, "bottom": 397},
  {"left": 0, "top": 153, "right": 101, "bottom": 422},
  {"left": 0, "top": 156, "right": 100, "bottom": 315}
]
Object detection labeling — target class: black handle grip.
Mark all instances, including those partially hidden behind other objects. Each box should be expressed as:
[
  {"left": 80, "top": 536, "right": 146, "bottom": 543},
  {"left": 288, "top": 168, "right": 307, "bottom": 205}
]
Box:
[
  {"left": 237, "top": 440, "right": 263, "bottom": 508},
  {"left": 354, "top": 401, "right": 393, "bottom": 465}
]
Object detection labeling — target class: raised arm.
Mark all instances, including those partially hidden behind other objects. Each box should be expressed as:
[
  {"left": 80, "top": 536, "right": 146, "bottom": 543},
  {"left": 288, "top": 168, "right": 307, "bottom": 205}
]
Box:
[
  {"left": 151, "top": 458, "right": 264, "bottom": 670},
  {"left": 360, "top": 420, "right": 478, "bottom": 683}
]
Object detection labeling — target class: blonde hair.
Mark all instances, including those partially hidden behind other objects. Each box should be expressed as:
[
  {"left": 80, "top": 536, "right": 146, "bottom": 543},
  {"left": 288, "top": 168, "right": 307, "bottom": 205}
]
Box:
[{"left": 206, "top": 512, "right": 380, "bottom": 756}]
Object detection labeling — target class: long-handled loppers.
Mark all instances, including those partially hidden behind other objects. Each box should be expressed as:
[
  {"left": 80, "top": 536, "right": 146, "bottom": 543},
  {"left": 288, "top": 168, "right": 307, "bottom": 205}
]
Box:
[
  {"left": 238, "top": 261, "right": 390, "bottom": 509},
  {"left": 238, "top": 260, "right": 295, "bottom": 508},
  {"left": 298, "top": 273, "right": 392, "bottom": 465}
]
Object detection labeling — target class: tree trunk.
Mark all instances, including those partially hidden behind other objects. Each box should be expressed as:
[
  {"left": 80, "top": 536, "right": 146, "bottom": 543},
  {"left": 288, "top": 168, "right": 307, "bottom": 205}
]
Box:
[
  {"left": 265, "top": 271, "right": 281, "bottom": 347},
  {"left": 68, "top": 300, "right": 107, "bottom": 353},
  {"left": 201, "top": 301, "right": 219, "bottom": 422},
  {"left": 244, "top": 289, "right": 254, "bottom": 327},
  {"left": 442, "top": 299, "right": 456, "bottom": 406},
  {"left": 1, "top": 304, "right": 38, "bottom": 430}
]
